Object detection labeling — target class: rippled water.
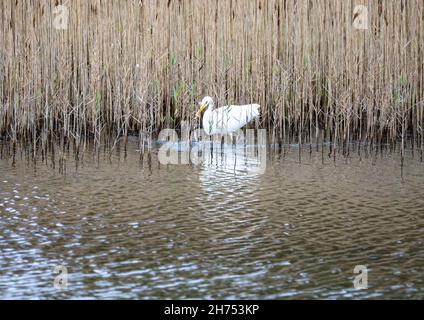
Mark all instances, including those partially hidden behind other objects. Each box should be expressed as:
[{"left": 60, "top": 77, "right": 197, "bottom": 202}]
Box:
[{"left": 0, "top": 138, "right": 423, "bottom": 299}]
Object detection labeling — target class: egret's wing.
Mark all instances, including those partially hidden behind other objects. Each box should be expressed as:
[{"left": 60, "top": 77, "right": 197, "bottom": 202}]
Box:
[
  {"left": 212, "top": 107, "right": 230, "bottom": 131},
  {"left": 213, "top": 104, "right": 260, "bottom": 132},
  {"left": 229, "top": 104, "right": 260, "bottom": 124}
]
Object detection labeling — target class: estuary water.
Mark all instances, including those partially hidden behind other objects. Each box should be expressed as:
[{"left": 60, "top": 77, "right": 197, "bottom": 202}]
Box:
[{"left": 0, "top": 138, "right": 423, "bottom": 299}]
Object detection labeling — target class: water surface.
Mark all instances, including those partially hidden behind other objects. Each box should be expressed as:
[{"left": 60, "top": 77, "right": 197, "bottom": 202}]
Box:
[{"left": 0, "top": 139, "right": 423, "bottom": 299}]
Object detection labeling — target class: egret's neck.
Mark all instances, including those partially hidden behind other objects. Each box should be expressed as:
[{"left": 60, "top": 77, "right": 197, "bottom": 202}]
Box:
[{"left": 202, "top": 105, "right": 213, "bottom": 134}]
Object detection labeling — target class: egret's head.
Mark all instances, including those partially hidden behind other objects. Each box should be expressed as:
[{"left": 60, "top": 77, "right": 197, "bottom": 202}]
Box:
[{"left": 195, "top": 96, "right": 213, "bottom": 118}]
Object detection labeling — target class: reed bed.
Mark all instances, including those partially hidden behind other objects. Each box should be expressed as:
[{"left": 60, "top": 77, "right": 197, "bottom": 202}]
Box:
[{"left": 1, "top": 0, "right": 423, "bottom": 155}]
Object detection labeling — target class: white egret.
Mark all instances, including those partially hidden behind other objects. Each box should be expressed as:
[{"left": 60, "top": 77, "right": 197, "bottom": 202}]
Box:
[{"left": 195, "top": 96, "right": 260, "bottom": 135}]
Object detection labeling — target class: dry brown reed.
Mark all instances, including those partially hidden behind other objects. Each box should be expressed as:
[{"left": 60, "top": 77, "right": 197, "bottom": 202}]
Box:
[{"left": 0, "top": 0, "right": 423, "bottom": 154}]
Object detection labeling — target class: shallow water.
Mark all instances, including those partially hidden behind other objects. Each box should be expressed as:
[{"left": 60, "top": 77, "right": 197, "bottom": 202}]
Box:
[{"left": 0, "top": 139, "right": 423, "bottom": 299}]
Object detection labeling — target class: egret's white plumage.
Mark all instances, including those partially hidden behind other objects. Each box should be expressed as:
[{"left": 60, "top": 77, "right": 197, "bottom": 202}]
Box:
[{"left": 196, "top": 96, "right": 260, "bottom": 135}]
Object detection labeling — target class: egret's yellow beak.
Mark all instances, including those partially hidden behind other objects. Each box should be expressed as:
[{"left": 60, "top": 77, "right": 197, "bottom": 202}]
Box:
[{"left": 195, "top": 103, "right": 207, "bottom": 118}]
